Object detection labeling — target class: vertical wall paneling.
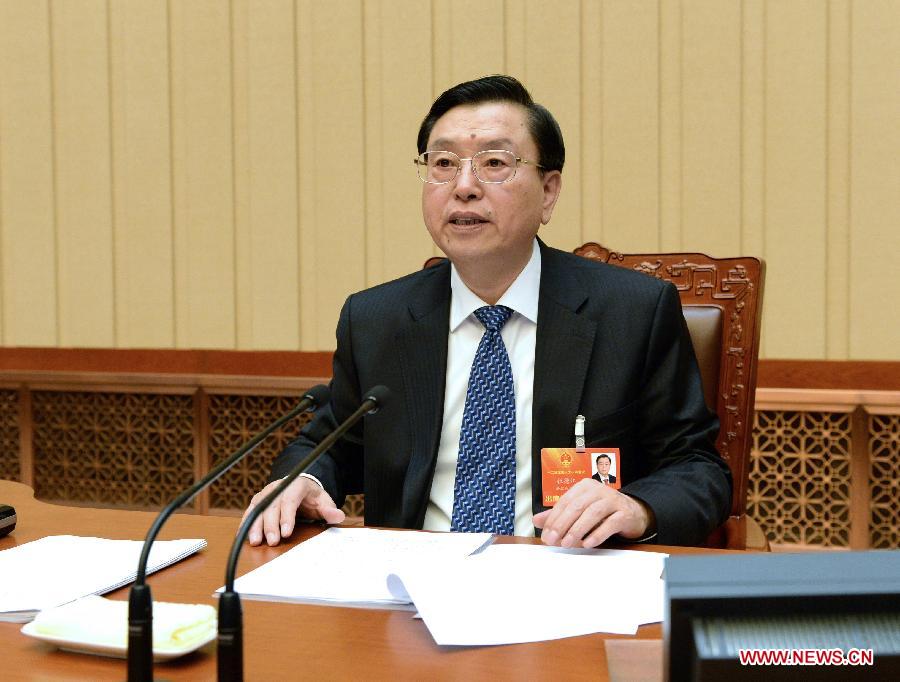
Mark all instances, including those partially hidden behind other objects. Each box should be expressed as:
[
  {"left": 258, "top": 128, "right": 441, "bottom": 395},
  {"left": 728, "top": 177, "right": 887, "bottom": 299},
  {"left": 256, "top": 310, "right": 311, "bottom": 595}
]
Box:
[
  {"left": 109, "top": 0, "right": 175, "bottom": 348},
  {"left": 364, "top": 1, "right": 435, "bottom": 285},
  {"left": 435, "top": 0, "right": 504, "bottom": 94},
  {"left": 826, "top": 0, "right": 851, "bottom": 359},
  {"left": 740, "top": 1, "right": 766, "bottom": 257},
  {"left": 170, "top": 0, "right": 236, "bottom": 348},
  {"left": 503, "top": 0, "right": 527, "bottom": 79},
  {"left": 0, "top": 0, "right": 898, "bottom": 360},
  {"left": 520, "top": 0, "right": 582, "bottom": 252},
  {"left": 51, "top": 0, "right": 115, "bottom": 346},
  {"left": 849, "top": 0, "right": 900, "bottom": 359},
  {"left": 600, "top": 0, "right": 660, "bottom": 251},
  {"left": 296, "top": 1, "right": 366, "bottom": 350},
  {"left": 681, "top": 0, "right": 742, "bottom": 256},
  {"left": 0, "top": 1, "right": 58, "bottom": 345},
  {"left": 580, "top": 0, "right": 604, "bottom": 245},
  {"left": 232, "top": 0, "right": 299, "bottom": 349},
  {"left": 658, "top": 0, "right": 682, "bottom": 251},
  {"left": 764, "top": 0, "right": 827, "bottom": 358}
]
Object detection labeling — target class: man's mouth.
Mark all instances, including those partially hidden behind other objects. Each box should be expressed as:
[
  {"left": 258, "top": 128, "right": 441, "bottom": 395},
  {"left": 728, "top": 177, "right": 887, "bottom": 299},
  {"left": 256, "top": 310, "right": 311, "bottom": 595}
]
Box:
[{"left": 449, "top": 213, "right": 488, "bottom": 226}]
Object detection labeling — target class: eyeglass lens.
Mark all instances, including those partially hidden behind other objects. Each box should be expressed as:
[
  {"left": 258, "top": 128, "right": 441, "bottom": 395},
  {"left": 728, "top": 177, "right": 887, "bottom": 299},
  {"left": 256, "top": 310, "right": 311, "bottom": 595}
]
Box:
[{"left": 419, "top": 150, "right": 517, "bottom": 184}]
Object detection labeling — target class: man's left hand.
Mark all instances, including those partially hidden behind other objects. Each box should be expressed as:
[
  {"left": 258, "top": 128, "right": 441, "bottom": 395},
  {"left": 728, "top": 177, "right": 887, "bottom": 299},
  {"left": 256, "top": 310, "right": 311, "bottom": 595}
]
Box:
[{"left": 532, "top": 479, "right": 655, "bottom": 548}]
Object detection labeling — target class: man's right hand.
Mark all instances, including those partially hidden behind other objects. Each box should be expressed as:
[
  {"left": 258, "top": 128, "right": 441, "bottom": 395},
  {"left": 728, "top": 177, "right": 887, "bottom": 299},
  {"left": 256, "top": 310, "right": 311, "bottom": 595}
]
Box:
[{"left": 243, "top": 476, "right": 346, "bottom": 546}]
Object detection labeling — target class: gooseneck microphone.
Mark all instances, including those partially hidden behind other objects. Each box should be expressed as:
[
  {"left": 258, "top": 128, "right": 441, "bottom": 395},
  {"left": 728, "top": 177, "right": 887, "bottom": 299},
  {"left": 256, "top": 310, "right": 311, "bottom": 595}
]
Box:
[
  {"left": 217, "top": 385, "right": 391, "bottom": 682},
  {"left": 126, "top": 384, "right": 330, "bottom": 682}
]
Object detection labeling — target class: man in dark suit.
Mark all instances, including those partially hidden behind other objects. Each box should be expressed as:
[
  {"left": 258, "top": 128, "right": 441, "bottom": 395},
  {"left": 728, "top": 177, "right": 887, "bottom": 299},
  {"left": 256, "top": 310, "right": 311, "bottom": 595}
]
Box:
[
  {"left": 244, "top": 75, "right": 731, "bottom": 548},
  {"left": 592, "top": 455, "right": 616, "bottom": 485}
]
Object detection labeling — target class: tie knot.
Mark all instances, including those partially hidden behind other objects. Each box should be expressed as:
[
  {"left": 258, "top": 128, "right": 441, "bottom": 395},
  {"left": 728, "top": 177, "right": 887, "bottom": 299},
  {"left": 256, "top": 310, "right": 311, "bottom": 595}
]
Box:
[{"left": 474, "top": 305, "right": 513, "bottom": 332}]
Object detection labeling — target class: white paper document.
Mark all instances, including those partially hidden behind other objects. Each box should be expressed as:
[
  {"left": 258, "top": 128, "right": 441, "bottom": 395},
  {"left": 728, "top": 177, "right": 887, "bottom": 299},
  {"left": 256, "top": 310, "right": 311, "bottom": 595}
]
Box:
[
  {"left": 224, "top": 528, "right": 491, "bottom": 609},
  {"left": 386, "top": 544, "right": 667, "bottom": 646},
  {"left": 0, "top": 535, "right": 207, "bottom": 623}
]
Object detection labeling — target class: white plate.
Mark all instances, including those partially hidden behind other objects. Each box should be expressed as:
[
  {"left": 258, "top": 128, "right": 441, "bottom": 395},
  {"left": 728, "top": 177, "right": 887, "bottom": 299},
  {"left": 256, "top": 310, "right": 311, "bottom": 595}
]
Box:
[{"left": 20, "top": 621, "right": 215, "bottom": 661}]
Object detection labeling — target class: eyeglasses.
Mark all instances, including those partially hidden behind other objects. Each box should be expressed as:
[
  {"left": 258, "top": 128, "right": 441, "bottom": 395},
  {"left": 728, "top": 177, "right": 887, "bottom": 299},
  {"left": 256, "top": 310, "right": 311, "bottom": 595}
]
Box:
[{"left": 414, "top": 149, "right": 543, "bottom": 184}]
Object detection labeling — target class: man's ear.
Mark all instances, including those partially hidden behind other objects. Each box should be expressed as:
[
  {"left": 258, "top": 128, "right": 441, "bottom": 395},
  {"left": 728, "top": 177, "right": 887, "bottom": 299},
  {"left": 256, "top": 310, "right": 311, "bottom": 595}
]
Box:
[{"left": 540, "top": 170, "right": 562, "bottom": 225}]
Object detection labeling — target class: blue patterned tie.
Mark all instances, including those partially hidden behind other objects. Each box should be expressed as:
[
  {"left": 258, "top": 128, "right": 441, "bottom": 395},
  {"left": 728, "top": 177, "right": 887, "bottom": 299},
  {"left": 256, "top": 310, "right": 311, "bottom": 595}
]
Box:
[{"left": 451, "top": 305, "right": 516, "bottom": 535}]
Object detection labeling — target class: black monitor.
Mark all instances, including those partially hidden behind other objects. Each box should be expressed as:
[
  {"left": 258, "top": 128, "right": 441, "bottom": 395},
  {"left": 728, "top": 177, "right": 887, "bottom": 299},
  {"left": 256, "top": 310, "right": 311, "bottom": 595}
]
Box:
[{"left": 664, "top": 550, "right": 900, "bottom": 681}]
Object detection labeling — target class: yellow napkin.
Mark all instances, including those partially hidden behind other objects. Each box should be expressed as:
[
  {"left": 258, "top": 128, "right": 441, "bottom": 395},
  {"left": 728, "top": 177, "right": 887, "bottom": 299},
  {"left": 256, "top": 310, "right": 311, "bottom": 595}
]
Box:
[{"left": 31, "top": 595, "right": 216, "bottom": 652}]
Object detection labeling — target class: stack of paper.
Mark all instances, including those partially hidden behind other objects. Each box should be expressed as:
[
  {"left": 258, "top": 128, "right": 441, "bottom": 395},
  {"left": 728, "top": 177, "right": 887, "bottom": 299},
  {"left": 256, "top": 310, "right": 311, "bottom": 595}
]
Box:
[
  {"left": 225, "top": 528, "right": 491, "bottom": 609},
  {"left": 387, "top": 543, "right": 667, "bottom": 645},
  {"left": 0, "top": 535, "right": 207, "bottom": 623},
  {"left": 226, "top": 527, "right": 666, "bottom": 646}
]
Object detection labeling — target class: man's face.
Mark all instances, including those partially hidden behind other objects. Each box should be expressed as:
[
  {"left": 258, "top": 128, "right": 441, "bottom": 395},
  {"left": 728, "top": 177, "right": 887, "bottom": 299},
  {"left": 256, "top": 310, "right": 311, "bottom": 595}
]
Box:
[
  {"left": 421, "top": 102, "right": 561, "bottom": 272},
  {"left": 597, "top": 458, "right": 611, "bottom": 475}
]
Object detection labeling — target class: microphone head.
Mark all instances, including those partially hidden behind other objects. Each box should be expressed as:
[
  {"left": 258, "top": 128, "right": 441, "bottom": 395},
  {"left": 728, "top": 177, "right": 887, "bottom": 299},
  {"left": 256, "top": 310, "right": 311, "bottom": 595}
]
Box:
[
  {"left": 362, "top": 385, "right": 391, "bottom": 414},
  {"left": 302, "top": 384, "right": 331, "bottom": 410}
]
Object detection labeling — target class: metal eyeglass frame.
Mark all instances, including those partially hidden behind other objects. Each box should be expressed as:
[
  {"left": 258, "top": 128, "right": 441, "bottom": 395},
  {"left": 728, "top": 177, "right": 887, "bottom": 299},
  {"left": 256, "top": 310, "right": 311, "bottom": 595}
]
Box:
[{"left": 413, "top": 149, "right": 544, "bottom": 184}]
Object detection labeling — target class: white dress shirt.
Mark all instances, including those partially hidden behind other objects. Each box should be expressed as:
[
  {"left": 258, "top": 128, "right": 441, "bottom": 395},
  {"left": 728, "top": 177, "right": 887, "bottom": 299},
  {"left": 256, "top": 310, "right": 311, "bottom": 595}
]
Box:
[{"left": 423, "top": 238, "right": 540, "bottom": 536}]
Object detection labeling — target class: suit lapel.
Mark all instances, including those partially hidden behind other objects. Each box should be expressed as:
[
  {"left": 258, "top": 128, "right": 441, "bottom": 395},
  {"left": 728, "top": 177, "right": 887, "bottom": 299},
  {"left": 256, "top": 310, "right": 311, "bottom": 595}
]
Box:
[
  {"left": 532, "top": 243, "right": 597, "bottom": 512},
  {"left": 395, "top": 262, "right": 451, "bottom": 527}
]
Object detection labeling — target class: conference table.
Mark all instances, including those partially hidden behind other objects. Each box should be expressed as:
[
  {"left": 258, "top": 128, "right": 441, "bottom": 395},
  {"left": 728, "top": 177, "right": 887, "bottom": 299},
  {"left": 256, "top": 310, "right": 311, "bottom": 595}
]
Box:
[{"left": 0, "top": 479, "right": 709, "bottom": 680}]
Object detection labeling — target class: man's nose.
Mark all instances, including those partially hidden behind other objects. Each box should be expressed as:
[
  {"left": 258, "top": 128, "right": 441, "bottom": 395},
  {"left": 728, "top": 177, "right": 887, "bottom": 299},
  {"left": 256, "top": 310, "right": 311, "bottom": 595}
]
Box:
[{"left": 453, "top": 160, "right": 483, "bottom": 200}]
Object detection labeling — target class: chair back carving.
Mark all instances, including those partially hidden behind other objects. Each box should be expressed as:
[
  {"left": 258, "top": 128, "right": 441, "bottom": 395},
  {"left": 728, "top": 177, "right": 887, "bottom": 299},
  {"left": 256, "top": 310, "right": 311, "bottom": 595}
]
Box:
[{"left": 573, "top": 243, "right": 766, "bottom": 526}]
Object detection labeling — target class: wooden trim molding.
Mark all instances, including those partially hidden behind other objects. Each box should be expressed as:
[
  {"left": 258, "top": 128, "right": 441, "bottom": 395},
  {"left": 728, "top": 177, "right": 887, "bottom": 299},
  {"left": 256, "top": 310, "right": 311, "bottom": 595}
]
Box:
[
  {"left": 0, "top": 347, "right": 333, "bottom": 378},
  {"left": 2, "top": 349, "right": 897, "bottom": 390},
  {"left": 757, "top": 359, "right": 900, "bottom": 390}
]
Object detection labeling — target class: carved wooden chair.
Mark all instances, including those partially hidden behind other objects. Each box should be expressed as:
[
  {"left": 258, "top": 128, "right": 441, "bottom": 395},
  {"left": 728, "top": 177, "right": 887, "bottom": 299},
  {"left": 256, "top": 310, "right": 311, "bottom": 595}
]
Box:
[{"left": 573, "top": 243, "right": 767, "bottom": 550}]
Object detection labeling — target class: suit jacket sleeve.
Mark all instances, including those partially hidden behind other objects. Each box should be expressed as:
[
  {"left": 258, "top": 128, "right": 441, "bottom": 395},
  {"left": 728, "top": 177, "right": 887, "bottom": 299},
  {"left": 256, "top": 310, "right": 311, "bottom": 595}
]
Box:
[
  {"left": 268, "top": 295, "right": 364, "bottom": 506},
  {"left": 619, "top": 283, "right": 732, "bottom": 545}
]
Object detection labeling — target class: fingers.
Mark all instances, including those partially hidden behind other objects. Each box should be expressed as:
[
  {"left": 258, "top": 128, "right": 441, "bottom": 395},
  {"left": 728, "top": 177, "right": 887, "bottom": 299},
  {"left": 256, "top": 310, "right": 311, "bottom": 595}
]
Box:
[
  {"left": 532, "top": 509, "right": 551, "bottom": 528},
  {"left": 244, "top": 480, "right": 281, "bottom": 546},
  {"left": 535, "top": 480, "right": 651, "bottom": 548},
  {"left": 243, "top": 477, "right": 327, "bottom": 547},
  {"left": 298, "top": 485, "right": 345, "bottom": 526}
]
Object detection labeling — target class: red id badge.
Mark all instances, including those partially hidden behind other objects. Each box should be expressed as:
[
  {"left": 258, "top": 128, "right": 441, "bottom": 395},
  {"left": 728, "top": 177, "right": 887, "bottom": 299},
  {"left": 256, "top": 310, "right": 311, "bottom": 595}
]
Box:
[{"left": 540, "top": 447, "right": 621, "bottom": 506}]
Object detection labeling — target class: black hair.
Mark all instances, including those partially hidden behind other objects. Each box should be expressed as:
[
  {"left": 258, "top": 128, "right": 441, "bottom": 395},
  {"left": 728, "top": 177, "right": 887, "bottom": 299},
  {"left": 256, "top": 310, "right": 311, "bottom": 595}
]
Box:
[
  {"left": 596, "top": 454, "right": 611, "bottom": 464},
  {"left": 416, "top": 75, "right": 565, "bottom": 173}
]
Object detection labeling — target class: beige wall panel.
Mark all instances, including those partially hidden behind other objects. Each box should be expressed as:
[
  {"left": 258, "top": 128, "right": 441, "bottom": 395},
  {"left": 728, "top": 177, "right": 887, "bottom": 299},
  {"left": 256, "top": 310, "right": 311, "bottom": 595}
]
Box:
[
  {"left": 681, "top": 0, "right": 742, "bottom": 256},
  {"left": 520, "top": 1, "right": 582, "bottom": 252},
  {"left": 599, "top": 0, "right": 660, "bottom": 252},
  {"left": 232, "top": 0, "right": 300, "bottom": 350},
  {"left": 170, "top": 0, "right": 235, "bottom": 349},
  {"left": 849, "top": 0, "right": 900, "bottom": 359},
  {"left": 0, "top": 1, "right": 57, "bottom": 345},
  {"left": 740, "top": 0, "right": 765, "bottom": 259},
  {"left": 580, "top": 0, "right": 604, "bottom": 245},
  {"left": 364, "top": 1, "right": 435, "bottom": 284},
  {"left": 826, "top": 0, "right": 850, "bottom": 359},
  {"left": 432, "top": 0, "right": 504, "bottom": 95},
  {"left": 109, "top": 0, "right": 175, "bottom": 348},
  {"left": 0, "top": 0, "right": 897, "bottom": 360},
  {"left": 763, "top": 1, "right": 827, "bottom": 359},
  {"left": 504, "top": 0, "right": 526, "bottom": 78},
  {"left": 51, "top": 0, "right": 115, "bottom": 347},
  {"left": 297, "top": 1, "right": 366, "bottom": 350},
  {"left": 658, "top": 0, "right": 682, "bottom": 251}
]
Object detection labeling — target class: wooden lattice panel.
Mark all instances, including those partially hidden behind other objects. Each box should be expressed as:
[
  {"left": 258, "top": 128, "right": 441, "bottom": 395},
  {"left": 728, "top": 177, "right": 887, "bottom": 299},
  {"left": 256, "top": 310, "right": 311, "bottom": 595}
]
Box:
[
  {"left": 206, "top": 394, "right": 366, "bottom": 517},
  {"left": 870, "top": 413, "right": 900, "bottom": 548},
  {"left": 749, "top": 410, "right": 852, "bottom": 546},
  {"left": 0, "top": 390, "right": 19, "bottom": 481},
  {"left": 31, "top": 391, "right": 195, "bottom": 507},
  {"left": 207, "top": 394, "right": 312, "bottom": 510}
]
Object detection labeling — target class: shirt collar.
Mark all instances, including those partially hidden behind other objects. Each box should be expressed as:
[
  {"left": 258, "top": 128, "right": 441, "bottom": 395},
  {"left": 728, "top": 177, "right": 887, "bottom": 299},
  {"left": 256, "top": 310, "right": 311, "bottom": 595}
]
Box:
[{"left": 449, "top": 238, "right": 541, "bottom": 331}]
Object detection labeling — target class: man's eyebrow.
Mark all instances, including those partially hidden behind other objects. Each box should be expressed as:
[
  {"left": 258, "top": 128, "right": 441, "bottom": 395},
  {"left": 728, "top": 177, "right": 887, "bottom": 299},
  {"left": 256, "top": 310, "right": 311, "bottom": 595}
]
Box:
[{"left": 427, "top": 137, "right": 517, "bottom": 150}]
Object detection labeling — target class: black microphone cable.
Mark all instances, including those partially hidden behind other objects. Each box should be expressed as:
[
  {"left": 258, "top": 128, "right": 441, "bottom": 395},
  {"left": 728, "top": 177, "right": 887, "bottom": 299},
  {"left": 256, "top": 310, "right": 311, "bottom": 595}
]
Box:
[
  {"left": 127, "top": 384, "right": 330, "bottom": 682},
  {"left": 217, "top": 385, "right": 390, "bottom": 682}
]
